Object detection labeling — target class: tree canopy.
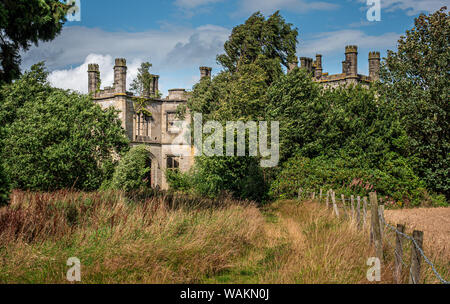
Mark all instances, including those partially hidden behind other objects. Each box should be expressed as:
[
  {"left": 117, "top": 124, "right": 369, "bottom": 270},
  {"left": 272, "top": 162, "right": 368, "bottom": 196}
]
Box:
[
  {"left": 0, "top": 63, "right": 130, "bottom": 191},
  {"left": 380, "top": 6, "right": 449, "bottom": 199},
  {"left": 0, "top": 0, "right": 69, "bottom": 84}
]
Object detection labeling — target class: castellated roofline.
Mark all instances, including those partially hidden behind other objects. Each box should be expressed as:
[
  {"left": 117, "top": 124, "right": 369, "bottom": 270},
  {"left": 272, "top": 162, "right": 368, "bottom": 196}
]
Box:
[
  {"left": 88, "top": 63, "right": 99, "bottom": 72},
  {"left": 115, "top": 58, "right": 127, "bottom": 67},
  {"left": 345, "top": 45, "right": 358, "bottom": 53},
  {"left": 369, "top": 51, "right": 381, "bottom": 59}
]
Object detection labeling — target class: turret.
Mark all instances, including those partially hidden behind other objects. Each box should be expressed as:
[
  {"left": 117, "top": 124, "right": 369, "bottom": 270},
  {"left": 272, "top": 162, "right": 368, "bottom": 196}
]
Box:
[
  {"left": 88, "top": 63, "right": 100, "bottom": 95},
  {"left": 368, "top": 51, "right": 381, "bottom": 81},
  {"left": 314, "top": 54, "right": 323, "bottom": 79},
  {"left": 345, "top": 45, "right": 358, "bottom": 77},
  {"left": 200, "top": 66, "right": 212, "bottom": 80},
  {"left": 114, "top": 58, "right": 127, "bottom": 94}
]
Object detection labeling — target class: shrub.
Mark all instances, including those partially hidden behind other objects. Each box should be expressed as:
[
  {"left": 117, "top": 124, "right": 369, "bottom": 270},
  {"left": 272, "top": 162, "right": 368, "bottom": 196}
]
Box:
[
  {"left": 0, "top": 160, "right": 10, "bottom": 206},
  {"left": 270, "top": 153, "right": 431, "bottom": 206},
  {"left": 1, "top": 64, "right": 129, "bottom": 191},
  {"left": 110, "top": 145, "right": 152, "bottom": 192}
]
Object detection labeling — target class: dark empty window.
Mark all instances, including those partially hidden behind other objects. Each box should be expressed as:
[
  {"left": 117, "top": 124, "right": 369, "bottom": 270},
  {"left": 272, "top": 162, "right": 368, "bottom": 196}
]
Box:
[{"left": 167, "top": 156, "right": 180, "bottom": 170}]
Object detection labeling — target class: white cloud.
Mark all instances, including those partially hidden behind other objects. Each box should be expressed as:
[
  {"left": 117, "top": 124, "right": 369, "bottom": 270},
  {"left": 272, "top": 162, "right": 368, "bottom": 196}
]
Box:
[
  {"left": 299, "top": 29, "right": 400, "bottom": 56},
  {"left": 22, "top": 25, "right": 230, "bottom": 95},
  {"left": 175, "top": 0, "right": 223, "bottom": 9},
  {"left": 235, "top": 0, "right": 339, "bottom": 16},
  {"left": 358, "top": 0, "right": 448, "bottom": 16}
]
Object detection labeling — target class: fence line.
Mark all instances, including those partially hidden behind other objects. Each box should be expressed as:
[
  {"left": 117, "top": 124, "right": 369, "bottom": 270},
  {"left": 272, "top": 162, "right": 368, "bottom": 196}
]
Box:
[{"left": 297, "top": 188, "right": 449, "bottom": 284}]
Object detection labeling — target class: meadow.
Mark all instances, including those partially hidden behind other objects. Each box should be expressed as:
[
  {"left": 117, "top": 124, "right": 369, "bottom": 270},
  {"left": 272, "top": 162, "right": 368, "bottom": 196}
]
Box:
[{"left": 0, "top": 190, "right": 447, "bottom": 284}]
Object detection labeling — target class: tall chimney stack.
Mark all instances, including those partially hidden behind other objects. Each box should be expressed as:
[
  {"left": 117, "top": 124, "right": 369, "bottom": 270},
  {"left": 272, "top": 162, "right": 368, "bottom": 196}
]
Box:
[
  {"left": 345, "top": 45, "right": 358, "bottom": 77},
  {"left": 114, "top": 58, "right": 127, "bottom": 94},
  {"left": 200, "top": 66, "right": 212, "bottom": 80},
  {"left": 88, "top": 64, "right": 100, "bottom": 95},
  {"left": 368, "top": 51, "right": 381, "bottom": 81},
  {"left": 314, "top": 54, "right": 323, "bottom": 79}
]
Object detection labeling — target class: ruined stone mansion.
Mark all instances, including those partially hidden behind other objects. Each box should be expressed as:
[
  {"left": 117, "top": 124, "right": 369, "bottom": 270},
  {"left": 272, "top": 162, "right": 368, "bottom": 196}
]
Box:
[{"left": 88, "top": 45, "right": 380, "bottom": 189}]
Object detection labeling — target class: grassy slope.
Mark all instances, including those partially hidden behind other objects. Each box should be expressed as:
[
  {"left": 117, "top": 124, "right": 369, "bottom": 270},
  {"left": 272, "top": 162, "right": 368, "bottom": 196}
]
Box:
[{"left": 0, "top": 191, "right": 447, "bottom": 284}]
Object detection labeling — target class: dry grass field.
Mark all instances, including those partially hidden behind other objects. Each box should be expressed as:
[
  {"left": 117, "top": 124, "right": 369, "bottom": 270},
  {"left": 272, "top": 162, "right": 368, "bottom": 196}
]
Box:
[
  {"left": 0, "top": 191, "right": 448, "bottom": 284},
  {"left": 385, "top": 207, "right": 450, "bottom": 261}
]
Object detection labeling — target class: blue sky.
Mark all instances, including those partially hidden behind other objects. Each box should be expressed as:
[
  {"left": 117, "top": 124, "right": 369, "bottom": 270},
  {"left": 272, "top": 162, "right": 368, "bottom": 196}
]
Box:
[{"left": 22, "top": 0, "right": 449, "bottom": 96}]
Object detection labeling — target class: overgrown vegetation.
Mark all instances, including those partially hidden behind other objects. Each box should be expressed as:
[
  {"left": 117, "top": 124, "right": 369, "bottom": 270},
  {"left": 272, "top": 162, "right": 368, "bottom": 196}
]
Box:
[
  {"left": 169, "top": 9, "right": 449, "bottom": 207},
  {"left": 0, "top": 63, "right": 130, "bottom": 191},
  {"left": 0, "top": 192, "right": 447, "bottom": 283},
  {"left": 108, "top": 145, "right": 152, "bottom": 191}
]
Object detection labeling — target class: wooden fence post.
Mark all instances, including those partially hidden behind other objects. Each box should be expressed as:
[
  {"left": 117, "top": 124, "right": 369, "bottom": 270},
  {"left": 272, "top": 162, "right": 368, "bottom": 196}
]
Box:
[
  {"left": 341, "top": 194, "right": 348, "bottom": 217},
  {"left": 326, "top": 190, "right": 330, "bottom": 208},
  {"left": 370, "top": 192, "right": 383, "bottom": 261},
  {"left": 356, "top": 196, "right": 361, "bottom": 228},
  {"left": 298, "top": 188, "right": 302, "bottom": 200},
  {"left": 319, "top": 189, "right": 323, "bottom": 203},
  {"left": 378, "top": 203, "right": 385, "bottom": 239},
  {"left": 394, "top": 224, "right": 405, "bottom": 284},
  {"left": 363, "top": 197, "right": 368, "bottom": 228},
  {"left": 331, "top": 191, "right": 339, "bottom": 218},
  {"left": 409, "top": 230, "right": 424, "bottom": 284},
  {"left": 350, "top": 195, "right": 355, "bottom": 221},
  {"left": 312, "top": 192, "right": 316, "bottom": 200}
]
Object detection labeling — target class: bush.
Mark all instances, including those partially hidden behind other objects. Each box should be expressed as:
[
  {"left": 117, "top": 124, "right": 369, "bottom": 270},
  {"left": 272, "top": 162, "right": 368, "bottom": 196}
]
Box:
[
  {"left": 0, "top": 160, "right": 10, "bottom": 206},
  {"left": 1, "top": 64, "right": 129, "bottom": 191},
  {"left": 110, "top": 145, "right": 152, "bottom": 192},
  {"left": 270, "top": 153, "right": 432, "bottom": 206}
]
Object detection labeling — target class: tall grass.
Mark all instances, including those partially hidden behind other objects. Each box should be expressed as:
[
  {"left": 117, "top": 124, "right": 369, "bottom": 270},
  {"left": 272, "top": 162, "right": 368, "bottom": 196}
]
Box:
[{"left": 0, "top": 191, "right": 447, "bottom": 284}]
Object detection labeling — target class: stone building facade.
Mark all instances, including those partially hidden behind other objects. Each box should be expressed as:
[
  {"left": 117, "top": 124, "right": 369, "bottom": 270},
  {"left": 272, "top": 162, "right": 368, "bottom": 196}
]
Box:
[
  {"left": 87, "top": 60, "right": 213, "bottom": 189},
  {"left": 88, "top": 45, "right": 379, "bottom": 189}
]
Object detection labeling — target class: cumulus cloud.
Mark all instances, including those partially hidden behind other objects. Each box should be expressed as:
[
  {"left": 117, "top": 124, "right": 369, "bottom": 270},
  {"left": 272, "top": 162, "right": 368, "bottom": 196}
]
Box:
[
  {"left": 234, "top": 0, "right": 339, "bottom": 16},
  {"left": 47, "top": 54, "right": 142, "bottom": 94},
  {"left": 357, "top": 0, "right": 448, "bottom": 16},
  {"left": 299, "top": 29, "right": 400, "bottom": 56},
  {"left": 21, "top": 25, "right": 230, "bottom": 95}
]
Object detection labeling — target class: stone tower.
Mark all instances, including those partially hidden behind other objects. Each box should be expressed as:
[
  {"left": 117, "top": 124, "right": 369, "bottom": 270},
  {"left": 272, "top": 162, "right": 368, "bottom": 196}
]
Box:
[
  {"left": 368, "top": 51, "right": 381, "bottom": 81},
  {"left": 345, "top": 45, "right": 358, "bottom": 78},
  {"left": 199, "top": 66, "right": 212, "bottom": 80},
  {"left": 314, "top": 54, "right": 323, "bottom": 79},
  {"left": 114, "top": 58, "right": 127, "bottom": 95},
  {"left": 88, "top": 63, "right": 100, "bottom": 96}
]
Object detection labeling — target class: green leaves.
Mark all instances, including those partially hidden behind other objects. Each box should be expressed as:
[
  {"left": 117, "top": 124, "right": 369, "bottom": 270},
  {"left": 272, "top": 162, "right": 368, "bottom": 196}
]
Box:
[
  {"left": 380, "top": 7, "right": 449, "bottom": 199},
  {"left": 0, "top": 64, "right": 129, "bottom": 191},
  {"left": 109, "top": 145, "right": 152, "bottom": 192},
  {"left": 0, "top": 0, "right": 70, "bottom": 84}
]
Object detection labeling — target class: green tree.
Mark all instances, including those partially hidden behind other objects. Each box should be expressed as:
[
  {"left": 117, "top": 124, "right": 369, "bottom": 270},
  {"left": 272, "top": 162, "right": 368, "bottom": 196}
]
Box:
[
  {"left": 1, "top": 64, "right": 129, "bottom": 191},
  {"left": 109, "top": 145, "right": 152, "bottom": 192},
  {"left": 217, "top": 11, "right": 298, "bottom": 81},
  {"left": 0, "top": 0, "right": 70, "bottom": 84},
  {"left": 380, "top": 7, "right": 449, "bottom": 198},
  {"left": 130, "top": 62, "right": 160, "bottom": 98}
]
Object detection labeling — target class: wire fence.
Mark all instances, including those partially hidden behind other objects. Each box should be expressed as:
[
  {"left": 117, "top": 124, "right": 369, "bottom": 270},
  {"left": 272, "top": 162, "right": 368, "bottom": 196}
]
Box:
[{"left": 298, "top": 188, "right": 449, "bottom": 284}]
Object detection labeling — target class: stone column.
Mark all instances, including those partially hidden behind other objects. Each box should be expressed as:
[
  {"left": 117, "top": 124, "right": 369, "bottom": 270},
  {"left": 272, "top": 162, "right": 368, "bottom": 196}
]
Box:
[
  {"left": 314, "top": 54, "right": 323, "bottom": 79},
  {"left": 88, "top": 63, "right": 100, "bottom": 96},
  {"left": 368, "top": 51, "right": 381, "bottom": 81},
  {"left": 200, "top": 66, "right": 212, "bottom": 80},
  {"left": 345, "top": 45, "right": 358, "bottom": 77},
  {"left": 114, "top": 58, "right": 127, "bottom": 94}
]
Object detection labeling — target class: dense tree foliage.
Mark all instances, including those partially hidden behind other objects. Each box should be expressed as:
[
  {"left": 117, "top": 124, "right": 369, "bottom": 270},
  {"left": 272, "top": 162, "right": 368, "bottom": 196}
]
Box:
[
  {"left": 0, "top": 147, "right": 9, "bottom": 206},
  {"left": 0, "top": 0, "right": 70, "bottom": 84},
  {"left": 0, "top": 63, "right": 129, "bottom": 191},
  {"left": 170, "top": 9, "right": 448, "bottom": 206},
  {"left": 177, "top": 12, "right": 298, "bottom": 201},
  {"left": 109, "top": 145, "right": 152, "bottom": 192},
  {"left": 380, "top": 7, "right": 449, "bottom": 199}
]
